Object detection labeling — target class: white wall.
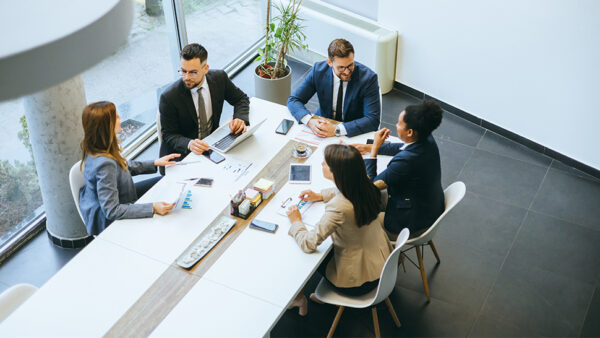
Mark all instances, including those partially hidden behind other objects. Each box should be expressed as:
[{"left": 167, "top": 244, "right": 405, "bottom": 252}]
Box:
[{"left": 378, "top": 0, "right": 600, "bottom": 169}]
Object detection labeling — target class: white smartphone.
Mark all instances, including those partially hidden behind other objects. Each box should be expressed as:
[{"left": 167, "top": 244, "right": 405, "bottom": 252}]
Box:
[{"left": 289, "top": 164, "right": 311, "bottom": 184}]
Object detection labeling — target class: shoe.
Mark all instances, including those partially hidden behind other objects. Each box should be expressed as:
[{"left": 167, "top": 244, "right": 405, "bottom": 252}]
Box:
[
  {"left": 288, "top": 294, "right": 308, "bottom": 316},
  {"left": 309, "top": 293, "right": 324, "bottom": 304}
]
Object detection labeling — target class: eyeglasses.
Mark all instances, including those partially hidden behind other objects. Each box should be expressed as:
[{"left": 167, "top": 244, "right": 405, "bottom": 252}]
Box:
[
  {"left": 334, "top": 63, "right": 354, "bottom": 72},
  {"left": 178, "top": 69, "right": 200, "bottom": 77}
]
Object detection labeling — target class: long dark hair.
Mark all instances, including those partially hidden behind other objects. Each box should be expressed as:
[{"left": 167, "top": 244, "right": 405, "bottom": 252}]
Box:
[{"left": 324, "top": 144, "right": 381, "bottom": 226}]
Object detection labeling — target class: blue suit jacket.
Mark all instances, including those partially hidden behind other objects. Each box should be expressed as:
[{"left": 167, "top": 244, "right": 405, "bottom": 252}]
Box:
[
  {"left": 365, "top": 135, "right": 445, "bottom": 234},
  {"left": 287, "top": 61, "right": 380, "bottom": 137},
  {"left": 79, "top": 156, "right": 156, "bottom": 236}
]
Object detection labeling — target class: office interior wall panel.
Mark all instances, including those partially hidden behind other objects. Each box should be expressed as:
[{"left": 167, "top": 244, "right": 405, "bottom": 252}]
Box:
[{"left": 379, "top": 0, "right": 600, "bottom": 169}]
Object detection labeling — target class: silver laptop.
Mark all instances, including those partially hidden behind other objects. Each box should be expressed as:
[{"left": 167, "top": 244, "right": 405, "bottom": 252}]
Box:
[{"left": 203, "top": 118, "right": 267, "bottom": 153}]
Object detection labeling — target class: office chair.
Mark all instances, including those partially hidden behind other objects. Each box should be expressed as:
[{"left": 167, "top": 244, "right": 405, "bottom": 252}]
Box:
[
  {"left": 0, "top": 283, "right": 38, "bottom": 322},
  {"left": 313, "top": 228, "right": 410, "bottom": 338},
  {"left": 401, "top": 181, "right": 466, "bottom": 301},
  {"left": 69, "top": 161, "right": 86, "bottom": 222}
]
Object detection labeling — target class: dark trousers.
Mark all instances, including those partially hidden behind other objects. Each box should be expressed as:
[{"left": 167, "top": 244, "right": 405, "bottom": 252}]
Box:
[
  {"left": 134, "top": 176, "right": 162, "bottom": 198},
  {"left": 317, "top": 250, "right": 379, "bottom": 297}
]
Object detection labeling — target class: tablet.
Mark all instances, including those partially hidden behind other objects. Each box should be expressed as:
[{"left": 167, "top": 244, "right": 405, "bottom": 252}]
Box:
[{"left": 289, "top": 164, "right": 311, "bottom": 184}]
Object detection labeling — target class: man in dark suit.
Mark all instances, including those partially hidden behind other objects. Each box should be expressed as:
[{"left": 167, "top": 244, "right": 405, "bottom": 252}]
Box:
[
  {"left": 159, "top": 43, "right": 249, "bottom": 162},
  {"left": 287, "top": 39, "right": 380, "bottom": 138},
  {"left": 354, "top": 101, "right": 445, "bottom": 238}
]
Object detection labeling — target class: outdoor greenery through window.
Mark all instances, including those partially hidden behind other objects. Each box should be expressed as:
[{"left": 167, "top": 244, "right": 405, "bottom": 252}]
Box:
[
  {"left": 0, "top": 98, "right": 42, "bottom": 245},
  {"left": 0, "top": 0, "right": 264, "bottom": 250}
]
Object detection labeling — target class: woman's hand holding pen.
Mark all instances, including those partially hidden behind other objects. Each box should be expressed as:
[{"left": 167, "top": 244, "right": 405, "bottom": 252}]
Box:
[{"left": 298, "top": 189, "right": 323, "bottom": 202}]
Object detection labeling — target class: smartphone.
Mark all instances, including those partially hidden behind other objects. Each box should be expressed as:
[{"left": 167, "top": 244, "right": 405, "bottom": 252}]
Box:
[
  {"left": 366, "top": 139, "right": 390, "bottom": 145},
  {"left": 250, "top": 219, "right": 278, "bottom": 233},
  {"left": 289, "top": 164, "right": 311, "bottom": 184},
  {"left": 195, "top": 178, "right": 214, "bottom": 187},
  {"left": 203, "top": 149, "right": 225, "bottom": 164},
  {"left": 275, "top": 119, "right": 294, "bottom": 135}
]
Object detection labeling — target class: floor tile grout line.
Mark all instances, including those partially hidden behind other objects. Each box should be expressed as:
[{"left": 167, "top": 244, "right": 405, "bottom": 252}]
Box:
[
  {"left": 466, "top": 209, "right": 531, "bottom": 336},
  {"left": 464, "top": 183, "right": 598, "bottom": 233},
  {"left": 525, "top": 209, "right": 600, "bottom": 234},
  {"left": 549, "top": 158, "right": 600, "bottom": 184},
  {"left": 474, "top": 129, "right": 487, "bottom": 149},
  {"left": 578, "top": 282, "right": 598, "bottom": 337},
  {"left": 454, "top": 144, "right": 476, "bottom": 183},
  {"left": 527, "top": 163, "right": 552, "bottom": 211},
  {"left": 434, "top": 123, "right": 555, "bottom": 169}
]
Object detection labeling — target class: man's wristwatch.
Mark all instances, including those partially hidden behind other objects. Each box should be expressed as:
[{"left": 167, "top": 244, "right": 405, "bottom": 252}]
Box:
[{"left": 334, "top": 125, "right": 341, "bottom": 137}]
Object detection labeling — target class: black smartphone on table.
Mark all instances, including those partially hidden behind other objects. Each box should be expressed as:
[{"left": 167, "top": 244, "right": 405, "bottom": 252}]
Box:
[
  {"left": 203, "top": 149, "right": 225, "bottom": 164},
  {"left": 250, "top": 219, "right": 278, "bottom": 233},
  {"left": 195, "top": 178, "right": 214, "bottom": 187},
  {"left": 276, "top": 119, "right": 294, "bottom": 135}
]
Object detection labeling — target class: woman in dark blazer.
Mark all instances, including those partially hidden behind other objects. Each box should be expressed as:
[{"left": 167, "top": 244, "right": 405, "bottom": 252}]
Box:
[
  {"left": 354, "top": 100, "right": 445, "bottom": 239},
  {"left": 79, "top": 101, "right": 179, "bottom": 236}
]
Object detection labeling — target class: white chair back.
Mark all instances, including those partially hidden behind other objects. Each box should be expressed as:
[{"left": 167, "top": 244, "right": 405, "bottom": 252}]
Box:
[
  {"left": 371, "top": 228, "right": 410, "bottom": 305},
  {"left": 0, "top": 283, "right": 38, "bottom": 322},
  {"left": 407, "top": 181, "right": 466, "bottom": 246},
  {"left": 157, "top": 110, "right": 163, "bottom": 144},
  {"left": 69, "top": 161, "right": 85, "bottom": 222}
]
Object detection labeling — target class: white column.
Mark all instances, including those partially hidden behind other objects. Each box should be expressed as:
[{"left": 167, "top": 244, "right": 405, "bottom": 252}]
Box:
[{"left": 23, "top": 75, "right": 88, "bottom": 242}]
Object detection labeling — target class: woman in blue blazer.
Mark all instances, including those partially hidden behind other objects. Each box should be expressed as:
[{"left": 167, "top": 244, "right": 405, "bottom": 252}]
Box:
[
  {"left": 79, "top": 101, "right": 179, "bottom": 236},
  {"left": 354, "top": 100, "right": 445, "bottom": 238}
]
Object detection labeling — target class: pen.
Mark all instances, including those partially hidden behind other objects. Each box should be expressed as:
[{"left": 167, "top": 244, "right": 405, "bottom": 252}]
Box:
[
  {"left": 234, "top": 163, "right": 253, "bottom": 182},
  {"left": 172, "top": 160, "right": 204, "bottom": 166}
]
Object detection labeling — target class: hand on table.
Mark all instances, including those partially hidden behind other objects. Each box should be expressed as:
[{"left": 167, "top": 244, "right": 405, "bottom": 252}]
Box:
[
  {"left": 153, "top": 202, "right": 175, "bottom": 215},
  {"left": 188, "top": 139, "right": 211, "bottom": 155},
  {"left": 298, "top": 189, "right": 323, "bottom": 202},
  {"left": 229, "top": 118, "right": 247, "bottom": 134},
  {"left": 154, "top": 153, "right": 181, "bottom": 167},
  {"left": 286, "top": 205, "right": 302, "bottom": 223},
  {"left": 307, "top": 117, "right": 335, "bottom": 138}
]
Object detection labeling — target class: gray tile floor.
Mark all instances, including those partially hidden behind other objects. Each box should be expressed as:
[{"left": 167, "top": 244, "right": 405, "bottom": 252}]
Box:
[{"left": 1, "top": 59, "right": 599, "bottom": 337}]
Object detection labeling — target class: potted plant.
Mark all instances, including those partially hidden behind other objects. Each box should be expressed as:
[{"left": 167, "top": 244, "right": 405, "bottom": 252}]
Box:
[{"left": 254, "top": 0, "right": 307, "bottom": 105}]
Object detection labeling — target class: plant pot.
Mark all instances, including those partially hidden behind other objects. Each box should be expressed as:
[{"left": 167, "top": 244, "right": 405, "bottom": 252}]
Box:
[{"left": 254, "top": 64, "right": 292, "bottom": 105}]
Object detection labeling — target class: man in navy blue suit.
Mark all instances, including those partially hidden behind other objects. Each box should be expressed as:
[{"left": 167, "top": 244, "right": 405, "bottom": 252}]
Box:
[{"left": 287, "top": 39, "right": 381, "bottom": 138}]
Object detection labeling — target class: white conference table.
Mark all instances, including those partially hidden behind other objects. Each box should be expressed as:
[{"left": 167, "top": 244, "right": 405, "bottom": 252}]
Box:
[{"left": 0, "top": 98, "right": 393, "bottom": 337}]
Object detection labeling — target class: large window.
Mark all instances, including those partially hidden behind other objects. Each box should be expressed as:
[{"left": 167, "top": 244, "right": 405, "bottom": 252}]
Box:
[
  {"left": 0, "top": 98, "right": 43, "bottom": 248},
  {"left": 0, "top": 0, "right": 265, "bottom": 252},
  {"left": 82, "top": 1, "right": 176, "bottom": 148},
  {"left": 183, "top": 0, "right": 263, "bottom": 69}
]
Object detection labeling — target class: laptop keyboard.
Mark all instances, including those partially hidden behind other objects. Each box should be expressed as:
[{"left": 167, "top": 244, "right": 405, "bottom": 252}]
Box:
[{"left": 213, "top": 133, "right": 241, "bottom": 151}]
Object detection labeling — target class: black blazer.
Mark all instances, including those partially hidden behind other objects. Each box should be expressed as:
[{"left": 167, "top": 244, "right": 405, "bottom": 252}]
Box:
[
  {"left": 158, "top": 70, "right": 250, "bottom": 159},
  {"left": 365, "top": 135, "right": 445, "bottom": 234}
]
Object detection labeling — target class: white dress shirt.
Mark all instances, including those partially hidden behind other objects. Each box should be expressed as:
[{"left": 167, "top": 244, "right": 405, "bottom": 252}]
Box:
[{"left": 301, "top": 68, "right": 348, "bottom": 136}]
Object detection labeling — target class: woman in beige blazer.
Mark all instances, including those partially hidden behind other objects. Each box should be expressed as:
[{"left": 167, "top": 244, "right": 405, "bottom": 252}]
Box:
[{"left": 286, "top": 144, "right": 393, "bottom": 315}]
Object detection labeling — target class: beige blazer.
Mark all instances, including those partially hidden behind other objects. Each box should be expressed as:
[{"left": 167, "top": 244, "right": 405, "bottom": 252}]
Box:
[{"left": 289, "top": 188, "right": 393, "bottom": 288}]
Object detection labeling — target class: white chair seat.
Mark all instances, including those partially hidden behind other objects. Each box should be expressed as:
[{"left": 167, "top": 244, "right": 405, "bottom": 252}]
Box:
[
  {"left": 0, "top": 283, "right": 38, "bottom": 322},
  {"left": 314, "top": 280, "right": 377, "bottom": 308}
]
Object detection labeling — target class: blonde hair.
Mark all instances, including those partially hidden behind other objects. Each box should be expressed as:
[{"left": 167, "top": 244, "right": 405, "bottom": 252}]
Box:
[{"left": 80, "top": 101, "right": 127, "bottom": 170}]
